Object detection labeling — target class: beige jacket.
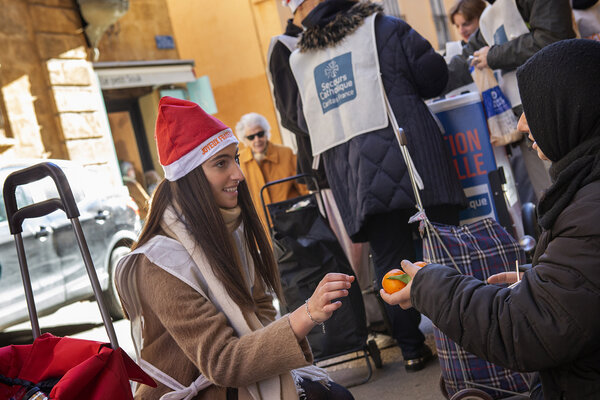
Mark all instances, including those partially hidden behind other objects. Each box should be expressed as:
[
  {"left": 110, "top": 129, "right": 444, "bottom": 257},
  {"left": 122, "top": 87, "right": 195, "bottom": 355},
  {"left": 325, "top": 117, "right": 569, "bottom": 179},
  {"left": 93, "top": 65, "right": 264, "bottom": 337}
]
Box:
[{"left": 128, "top": 254, "right": 313, "bottom": 400}]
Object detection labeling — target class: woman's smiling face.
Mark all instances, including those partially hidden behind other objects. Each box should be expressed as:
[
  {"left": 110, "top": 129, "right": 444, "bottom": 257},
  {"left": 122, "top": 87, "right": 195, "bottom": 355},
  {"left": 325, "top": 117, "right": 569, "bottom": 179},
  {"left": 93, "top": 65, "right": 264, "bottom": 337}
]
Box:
[{"left": 201, "top": 143, "right": 245, "bottom": 209}]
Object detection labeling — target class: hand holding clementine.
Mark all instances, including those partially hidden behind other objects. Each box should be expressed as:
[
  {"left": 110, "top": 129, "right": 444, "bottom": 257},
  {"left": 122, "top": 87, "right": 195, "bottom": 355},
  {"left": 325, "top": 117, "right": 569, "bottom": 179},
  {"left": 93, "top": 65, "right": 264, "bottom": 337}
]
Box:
[
  {"left": 382, "top": 269, "right": 410, "bottom": 294},
  {"left": 381, "top": 262, "right": 427, "bottom": 294}
]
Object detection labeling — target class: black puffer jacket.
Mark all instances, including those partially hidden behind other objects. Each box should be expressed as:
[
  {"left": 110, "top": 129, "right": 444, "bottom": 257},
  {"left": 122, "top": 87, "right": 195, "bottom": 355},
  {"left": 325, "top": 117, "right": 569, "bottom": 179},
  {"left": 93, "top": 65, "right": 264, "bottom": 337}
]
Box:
[
  {"left": 298, "top": 1, "right": 465, "bottom": 241},
  {"left": 411, "top": 40, "right": 600, "bottom": 399},
  {"left": 413, "top": 181, "right": 600, "bottom": 399}
]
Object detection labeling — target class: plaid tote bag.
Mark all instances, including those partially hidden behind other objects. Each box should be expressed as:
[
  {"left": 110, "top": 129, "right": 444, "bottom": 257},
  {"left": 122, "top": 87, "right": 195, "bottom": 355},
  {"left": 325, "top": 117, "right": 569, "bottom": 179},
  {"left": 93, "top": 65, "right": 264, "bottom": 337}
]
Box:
[{"left": 422, "top": 218, "right": 530, "bottom": 398}]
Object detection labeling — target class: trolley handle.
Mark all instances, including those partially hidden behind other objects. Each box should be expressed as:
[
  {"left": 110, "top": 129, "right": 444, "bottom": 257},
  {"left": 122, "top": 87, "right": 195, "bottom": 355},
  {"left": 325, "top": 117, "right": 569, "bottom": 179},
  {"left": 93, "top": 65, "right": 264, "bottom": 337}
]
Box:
[
  {"left": 3, "top": 162, "right": 79, "bottom": 234},
  {"left": 2, "top": 161, "right": 120, "bottom": 349},
  {"left": 260, "top": 174, "right": 324, "bottom": 234}
]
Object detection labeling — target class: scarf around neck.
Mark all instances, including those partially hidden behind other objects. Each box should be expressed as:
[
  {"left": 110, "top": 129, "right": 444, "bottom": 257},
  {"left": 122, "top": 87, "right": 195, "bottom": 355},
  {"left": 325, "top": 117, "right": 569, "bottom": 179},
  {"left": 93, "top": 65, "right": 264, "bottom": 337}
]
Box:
[
  {"left": 516, "top": 39, "right": 600, "bottom": 230},
  {"left": 537, "top": 137, "right": 600, "bottom": 230},
  {"left": 220, "top": 206, "right": 242, "bottom": 232}
]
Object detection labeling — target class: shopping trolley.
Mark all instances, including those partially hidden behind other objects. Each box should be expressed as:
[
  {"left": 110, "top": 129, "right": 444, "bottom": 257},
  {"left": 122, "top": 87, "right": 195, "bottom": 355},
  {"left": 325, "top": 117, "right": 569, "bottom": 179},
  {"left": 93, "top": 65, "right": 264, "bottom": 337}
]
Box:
[
  {"left": 391, "top": 120, "right": 533, "bottom": 399},
  {"left": 0, "top": 162, "right": 154, "bottom": 399},
  {"left": 260, "top": 174, "right": 382, "bottom": 385}
]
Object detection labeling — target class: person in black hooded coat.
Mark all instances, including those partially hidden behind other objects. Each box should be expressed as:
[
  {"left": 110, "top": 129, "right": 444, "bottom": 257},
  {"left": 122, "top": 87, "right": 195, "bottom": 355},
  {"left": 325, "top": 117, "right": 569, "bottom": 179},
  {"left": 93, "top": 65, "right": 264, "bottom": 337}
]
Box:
[{"left": 381, "top": 39, "right": 600, "bottom": 399}]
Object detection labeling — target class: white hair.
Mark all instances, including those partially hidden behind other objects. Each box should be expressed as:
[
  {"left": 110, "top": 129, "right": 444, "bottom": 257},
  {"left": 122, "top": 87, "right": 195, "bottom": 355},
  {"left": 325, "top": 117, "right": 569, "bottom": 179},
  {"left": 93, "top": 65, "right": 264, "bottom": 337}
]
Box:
[{"left": 235, "top": 112, "right": 271, "bottom": 140}]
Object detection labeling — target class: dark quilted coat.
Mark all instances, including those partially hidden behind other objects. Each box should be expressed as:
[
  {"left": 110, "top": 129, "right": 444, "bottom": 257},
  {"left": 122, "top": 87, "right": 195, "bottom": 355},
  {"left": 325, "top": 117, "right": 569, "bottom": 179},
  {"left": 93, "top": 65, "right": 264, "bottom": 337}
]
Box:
[{"left": 298, "top": 1, "right": 465, "bottom": 241}]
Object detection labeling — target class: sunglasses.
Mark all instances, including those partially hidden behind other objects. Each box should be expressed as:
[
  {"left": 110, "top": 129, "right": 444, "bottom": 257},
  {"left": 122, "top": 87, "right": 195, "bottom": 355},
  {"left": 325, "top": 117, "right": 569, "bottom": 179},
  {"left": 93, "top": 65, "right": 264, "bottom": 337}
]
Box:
[{"left": 245, "top": 131, "right": 265, "bottom": 141}]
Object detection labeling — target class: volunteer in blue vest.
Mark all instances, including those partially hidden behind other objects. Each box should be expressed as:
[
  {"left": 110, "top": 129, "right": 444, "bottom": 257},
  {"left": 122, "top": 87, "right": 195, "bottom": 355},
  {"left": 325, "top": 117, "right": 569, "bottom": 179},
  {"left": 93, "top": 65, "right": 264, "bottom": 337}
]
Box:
[
  {"left": 114, "top": 96, "right": 355, "bottom": 400},
  {"left": 289, "top": 0, "right": 466, "bottom": 372}
]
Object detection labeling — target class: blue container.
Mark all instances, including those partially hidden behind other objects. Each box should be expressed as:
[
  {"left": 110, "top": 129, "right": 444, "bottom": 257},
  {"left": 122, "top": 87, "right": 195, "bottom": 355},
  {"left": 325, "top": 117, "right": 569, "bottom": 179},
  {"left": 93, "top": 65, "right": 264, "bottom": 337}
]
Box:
[{"left": 429, "top": 92, "right": 499, "bottom": 225}]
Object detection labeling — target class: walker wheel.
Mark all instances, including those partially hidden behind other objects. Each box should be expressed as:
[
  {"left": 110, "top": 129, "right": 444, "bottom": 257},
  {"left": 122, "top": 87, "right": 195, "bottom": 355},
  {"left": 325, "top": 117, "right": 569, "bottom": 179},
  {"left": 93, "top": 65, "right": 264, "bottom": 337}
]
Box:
[{"left": 450, "top": 388, "right": 494, "bottom": 400}]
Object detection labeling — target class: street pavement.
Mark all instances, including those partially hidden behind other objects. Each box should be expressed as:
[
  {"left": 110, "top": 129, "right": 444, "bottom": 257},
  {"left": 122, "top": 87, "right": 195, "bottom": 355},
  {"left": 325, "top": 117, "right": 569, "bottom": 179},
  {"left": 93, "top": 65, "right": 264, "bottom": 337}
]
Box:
[{"left": 1, "top": 300, "right": 446, "bottom": 399}]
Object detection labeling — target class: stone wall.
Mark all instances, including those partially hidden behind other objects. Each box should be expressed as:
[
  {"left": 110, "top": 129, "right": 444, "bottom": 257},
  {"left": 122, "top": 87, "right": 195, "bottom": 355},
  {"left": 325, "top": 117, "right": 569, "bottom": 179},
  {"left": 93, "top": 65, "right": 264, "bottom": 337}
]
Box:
[
  {"left": 96, "top": 0, "right": 179, "bottom": 62},
  {"left": 0, "top": 0, "right": 120, "bottom": 184}
]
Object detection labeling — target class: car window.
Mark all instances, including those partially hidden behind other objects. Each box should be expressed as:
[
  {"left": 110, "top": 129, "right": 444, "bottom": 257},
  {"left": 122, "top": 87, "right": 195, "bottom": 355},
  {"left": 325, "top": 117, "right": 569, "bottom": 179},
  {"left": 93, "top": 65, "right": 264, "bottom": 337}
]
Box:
[
  {"left": 38, "top": 175, "right": 85, "bottom": 204},
  {"left": 35, "top": 164, "right": 110, "bottom": 205},
  {"left": 0, "top": 162, "right": 115, "bottom": 217}
]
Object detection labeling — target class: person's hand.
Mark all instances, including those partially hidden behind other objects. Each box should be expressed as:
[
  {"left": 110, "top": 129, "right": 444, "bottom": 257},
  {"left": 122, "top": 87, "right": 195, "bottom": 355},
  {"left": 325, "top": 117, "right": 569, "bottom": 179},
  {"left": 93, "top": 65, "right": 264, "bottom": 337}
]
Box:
[
  {"left": 306, "top": 273, "right": 355, "bottom": 323},
  {"left": 289, "top": 273, "right": 354, "bottom": 340},
  {"left": 487, "top": 271, "right": 523, "bottom": 285},
  {"left": 379, "top": 260, "right": 422, "bottom": 309},
  {"left": 471, "top": 46, "right": 490, "bottom": 70}
]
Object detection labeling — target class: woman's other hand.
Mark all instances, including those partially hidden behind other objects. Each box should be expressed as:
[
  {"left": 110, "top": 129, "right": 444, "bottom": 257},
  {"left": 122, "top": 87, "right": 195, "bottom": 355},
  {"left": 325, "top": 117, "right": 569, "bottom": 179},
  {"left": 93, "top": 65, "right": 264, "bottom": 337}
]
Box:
[
  {"left": 289, "top": 273, "right": 354, "bottom": 340},
  {"left": 307, "top": 273, "right": 355, "bottom": 322},
  {"left": 379, "top": 260, "right": 422, "bottom": 309}
]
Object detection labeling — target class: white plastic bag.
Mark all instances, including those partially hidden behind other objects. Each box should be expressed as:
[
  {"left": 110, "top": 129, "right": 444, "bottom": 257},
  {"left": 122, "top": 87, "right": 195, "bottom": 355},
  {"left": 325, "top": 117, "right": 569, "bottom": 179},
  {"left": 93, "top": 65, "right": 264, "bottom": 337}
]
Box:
[{"left": 471, "top": 67, "right": 522, "bottom": 146}]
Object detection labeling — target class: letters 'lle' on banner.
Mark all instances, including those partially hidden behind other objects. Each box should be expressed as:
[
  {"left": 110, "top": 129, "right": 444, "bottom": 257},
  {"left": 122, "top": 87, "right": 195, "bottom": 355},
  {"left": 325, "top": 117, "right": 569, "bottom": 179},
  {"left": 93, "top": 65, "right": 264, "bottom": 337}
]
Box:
[{"left": 429, "top": 93, "right": 499, "bottom": 224}]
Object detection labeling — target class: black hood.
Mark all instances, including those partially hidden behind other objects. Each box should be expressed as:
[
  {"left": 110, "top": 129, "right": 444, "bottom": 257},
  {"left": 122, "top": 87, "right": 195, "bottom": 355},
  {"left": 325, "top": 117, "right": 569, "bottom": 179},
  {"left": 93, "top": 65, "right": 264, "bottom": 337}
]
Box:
[
  {"left": 516, "top": 39, "right": 600, "bottom": 163},
  {"left": 517, "top": 39, "right": 600, "bottom": 230},
  {"left": 298, "top": 0, "right": 382, "bottom": 51}
]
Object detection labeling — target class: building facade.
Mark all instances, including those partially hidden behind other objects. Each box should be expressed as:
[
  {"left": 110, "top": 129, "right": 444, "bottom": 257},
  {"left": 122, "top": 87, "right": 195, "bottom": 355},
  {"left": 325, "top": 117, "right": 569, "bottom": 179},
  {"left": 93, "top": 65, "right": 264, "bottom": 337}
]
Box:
[{"left": 0, "top": 0, "right": 460, "bottom": 191}]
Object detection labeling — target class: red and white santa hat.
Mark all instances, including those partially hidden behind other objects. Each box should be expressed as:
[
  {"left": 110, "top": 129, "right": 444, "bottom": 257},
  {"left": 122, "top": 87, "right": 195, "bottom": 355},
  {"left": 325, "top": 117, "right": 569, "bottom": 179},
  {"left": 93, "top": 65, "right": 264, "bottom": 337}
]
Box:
[
  {"left": 282, "top": 0, "right": 305, "bottom": 14},
  {"left": 155, "top": 96, "right": 238, "bottom": 181}
]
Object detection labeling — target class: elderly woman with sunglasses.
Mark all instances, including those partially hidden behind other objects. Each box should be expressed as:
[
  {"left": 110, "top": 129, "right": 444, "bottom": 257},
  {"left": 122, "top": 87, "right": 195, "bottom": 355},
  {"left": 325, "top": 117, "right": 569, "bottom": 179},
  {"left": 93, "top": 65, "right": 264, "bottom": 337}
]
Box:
[{"left": 235, "top": 112, "right": 307, "bottom": 230}]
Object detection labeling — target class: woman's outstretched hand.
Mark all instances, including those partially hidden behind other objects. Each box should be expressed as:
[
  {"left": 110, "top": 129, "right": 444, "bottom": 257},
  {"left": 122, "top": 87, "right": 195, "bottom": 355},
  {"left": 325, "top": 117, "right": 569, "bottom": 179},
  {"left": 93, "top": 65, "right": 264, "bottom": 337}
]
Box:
[
  {"left": 289, "top": 273, "right": 354, "bottom": 340},
  {"left": 379, "top": 260, "right": 421, "bottom": 309}
]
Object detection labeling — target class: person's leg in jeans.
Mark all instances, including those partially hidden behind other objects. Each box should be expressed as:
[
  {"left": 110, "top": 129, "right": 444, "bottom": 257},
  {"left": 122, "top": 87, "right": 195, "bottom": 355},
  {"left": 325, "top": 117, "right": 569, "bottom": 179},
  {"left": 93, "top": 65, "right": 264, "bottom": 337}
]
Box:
[{"left": 365, "top": 210, "right": 430, "bottom": 370}]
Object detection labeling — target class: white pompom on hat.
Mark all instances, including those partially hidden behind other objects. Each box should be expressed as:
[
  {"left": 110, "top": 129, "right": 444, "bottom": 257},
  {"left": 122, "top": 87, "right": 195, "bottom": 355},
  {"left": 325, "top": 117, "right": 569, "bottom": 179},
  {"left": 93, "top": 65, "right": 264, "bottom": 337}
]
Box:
[
  {"left": 155, "top": 96, "right": 238, "bottom": 181},
  {"left": 282, "top": 0, "right": 306, "bottom": 14}
]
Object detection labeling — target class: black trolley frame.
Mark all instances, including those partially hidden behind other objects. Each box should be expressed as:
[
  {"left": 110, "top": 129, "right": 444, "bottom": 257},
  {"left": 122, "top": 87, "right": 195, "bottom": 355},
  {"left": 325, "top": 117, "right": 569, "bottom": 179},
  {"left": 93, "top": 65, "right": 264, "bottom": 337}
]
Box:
[
  {"left": 2, "top": 161, "right": 120, "bottom": 349},
  {"left": 260, "top": 174, "right": 382, "bottom": 385}
]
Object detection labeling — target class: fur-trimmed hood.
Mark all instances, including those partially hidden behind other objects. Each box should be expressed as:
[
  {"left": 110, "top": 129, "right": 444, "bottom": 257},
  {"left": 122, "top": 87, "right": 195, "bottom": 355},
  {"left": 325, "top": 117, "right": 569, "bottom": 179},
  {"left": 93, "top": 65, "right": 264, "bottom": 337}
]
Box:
[{"left": 298, "top": 1, "right": 383, "bottom": 52}]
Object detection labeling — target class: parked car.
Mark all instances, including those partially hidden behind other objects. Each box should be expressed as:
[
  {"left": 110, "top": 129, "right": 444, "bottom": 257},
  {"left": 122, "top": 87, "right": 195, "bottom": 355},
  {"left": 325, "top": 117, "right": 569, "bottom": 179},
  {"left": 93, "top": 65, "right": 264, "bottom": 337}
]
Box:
[{"left": 0, "top": 159, "right": 141, "bottom": 331}]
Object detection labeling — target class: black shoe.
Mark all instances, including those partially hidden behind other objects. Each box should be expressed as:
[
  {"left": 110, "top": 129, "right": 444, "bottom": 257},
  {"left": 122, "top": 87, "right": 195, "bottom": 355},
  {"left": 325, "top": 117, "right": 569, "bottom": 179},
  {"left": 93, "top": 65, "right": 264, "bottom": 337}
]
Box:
[{"left": 404, "top": 345, "right": 434, "bottom": 372}]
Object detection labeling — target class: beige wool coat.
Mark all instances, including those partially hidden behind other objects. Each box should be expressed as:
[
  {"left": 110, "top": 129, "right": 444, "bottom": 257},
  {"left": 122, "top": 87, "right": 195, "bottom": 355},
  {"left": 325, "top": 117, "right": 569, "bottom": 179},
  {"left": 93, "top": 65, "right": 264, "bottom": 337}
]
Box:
[{"left": 128, "top": 254, "right": 313, "bottom": 399}]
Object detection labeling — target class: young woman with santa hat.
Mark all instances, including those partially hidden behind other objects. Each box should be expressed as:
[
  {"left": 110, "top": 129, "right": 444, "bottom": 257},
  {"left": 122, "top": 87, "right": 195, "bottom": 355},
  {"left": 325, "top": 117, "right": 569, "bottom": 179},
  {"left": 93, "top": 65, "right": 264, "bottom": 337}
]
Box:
[{"left": 114, "top": 96, "right": 354, "bottom": 400}]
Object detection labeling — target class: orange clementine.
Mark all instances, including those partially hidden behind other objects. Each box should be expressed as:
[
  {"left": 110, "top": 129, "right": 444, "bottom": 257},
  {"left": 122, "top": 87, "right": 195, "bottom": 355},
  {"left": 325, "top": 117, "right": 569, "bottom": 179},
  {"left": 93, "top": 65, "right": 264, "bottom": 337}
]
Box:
[
  {"left": 382, "top": 269, "right": 410, "bottom": 294},
  {"left": 382, "top": 262, "right": 427, "bottom": 294}
]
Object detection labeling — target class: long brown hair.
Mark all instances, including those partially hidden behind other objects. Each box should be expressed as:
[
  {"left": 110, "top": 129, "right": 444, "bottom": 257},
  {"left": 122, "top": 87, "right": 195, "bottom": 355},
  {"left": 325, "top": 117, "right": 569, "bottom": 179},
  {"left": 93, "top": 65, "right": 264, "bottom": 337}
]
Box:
[{"left": 133, "top": 166, "right": 283, "bottom": 311}]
